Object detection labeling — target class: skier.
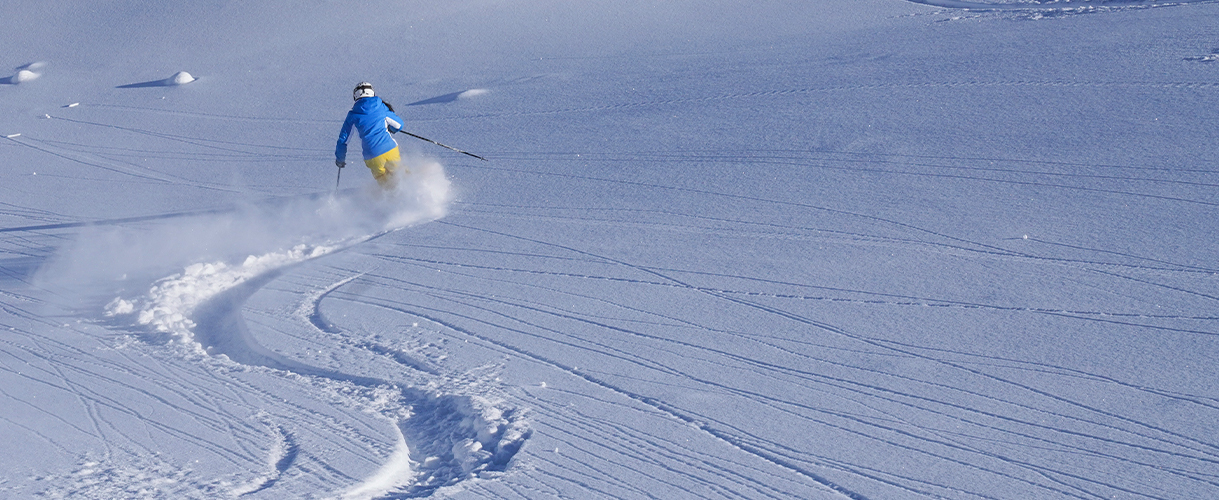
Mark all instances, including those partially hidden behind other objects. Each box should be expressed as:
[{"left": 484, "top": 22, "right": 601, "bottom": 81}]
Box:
[{"left": 335, "top": 82, "right": 407, "bottom": 188}]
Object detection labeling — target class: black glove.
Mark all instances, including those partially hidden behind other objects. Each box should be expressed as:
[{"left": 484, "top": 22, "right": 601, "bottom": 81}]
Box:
[{"left": 335, "top": 160, "right": 345, "bottom": 168}]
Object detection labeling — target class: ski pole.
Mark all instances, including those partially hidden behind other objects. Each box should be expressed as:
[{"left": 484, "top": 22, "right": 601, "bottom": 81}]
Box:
[
  {"left": 396, "top": 129, "right": 487, "bottom": 161},
  {"left": 335, "top": 164, "right": 343, "bottom": 191}
]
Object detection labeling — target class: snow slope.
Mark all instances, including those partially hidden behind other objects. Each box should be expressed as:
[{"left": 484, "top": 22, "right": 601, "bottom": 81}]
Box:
[{"left": 2, "top": 0, "right": 1218, "bottom": 498}]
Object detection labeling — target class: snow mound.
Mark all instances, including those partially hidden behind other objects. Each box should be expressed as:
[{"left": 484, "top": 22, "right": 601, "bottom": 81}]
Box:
[
  {"left": 6, "top": 61, "right": 46, "bottom": 82},
  {"left": 168, "top": 71, "right": 195, "bottom": 85},
  {"left": 4, "top": 63, "right": 45, "bottom": 84},
  {"left": 13, "top": 69, "right": 40, "bottom": 83}
]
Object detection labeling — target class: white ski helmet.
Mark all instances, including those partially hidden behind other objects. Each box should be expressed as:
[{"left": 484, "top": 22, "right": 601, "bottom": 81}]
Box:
[{"left": 353, "top": 82, "right": 374, "bottom": 101}]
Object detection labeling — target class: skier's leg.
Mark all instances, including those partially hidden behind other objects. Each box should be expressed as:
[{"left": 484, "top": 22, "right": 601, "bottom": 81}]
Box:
[
  {"left": 363, "top": 148, "right": 401, "bottom": 187},
  {"left": 363, "top": 158, "right": 387, "bottom": 185},
  {"left": 381, "top": 147, "right": 406, "bottom": 182}
]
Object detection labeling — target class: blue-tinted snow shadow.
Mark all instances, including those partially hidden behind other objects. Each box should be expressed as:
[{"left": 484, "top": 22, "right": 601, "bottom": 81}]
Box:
[
  {"left": 117, "top": 79, "right": 179, "bottom": 89},
  {"left": 407, "top": 89, "right": 488, "bottom": 106},
  {"left": 0, "top": 74, "right": 30, "bottom": 85},
  {"left": 118, "top": 73, "right": 197, "bottom": 88},
  {"left": 0, "top": 255, "right": 49, "bottom": 285},
  {"left": 408, "top": 91, "right": 467, "bottom": 106}
]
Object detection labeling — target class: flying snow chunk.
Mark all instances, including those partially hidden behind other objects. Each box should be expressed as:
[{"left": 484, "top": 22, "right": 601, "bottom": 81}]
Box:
[{"left": 105, "top": 298, "right": 134, "bottom": 316}]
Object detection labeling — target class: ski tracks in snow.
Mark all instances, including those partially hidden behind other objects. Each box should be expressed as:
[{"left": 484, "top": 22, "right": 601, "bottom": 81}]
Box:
[
  {"left": 390, "top": 218, "right": 1219, "bottom": 498},
  {"left": 298, "top": 272, "right": 530, "bottom": 498},
  {"left": 349, "top": 141, "right": 1218, "bottom": 498},
  {"left": 88, "top": 163, "right": 529, "bottom": 498}
]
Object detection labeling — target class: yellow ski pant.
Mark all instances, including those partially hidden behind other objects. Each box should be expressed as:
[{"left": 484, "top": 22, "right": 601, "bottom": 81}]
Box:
[{"left": 364, "top": 147, "right": 407, "bottom": 187}]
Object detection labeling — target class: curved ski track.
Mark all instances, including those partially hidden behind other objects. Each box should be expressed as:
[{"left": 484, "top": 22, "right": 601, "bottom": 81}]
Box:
[
  {"left": 4, "top": 192, "right": 525, "bottom": 497},
  {"left": 177, "top": 235, "right": 529, "bottom": 498}
]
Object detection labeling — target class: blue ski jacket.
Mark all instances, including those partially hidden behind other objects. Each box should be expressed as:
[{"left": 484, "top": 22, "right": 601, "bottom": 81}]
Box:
[{"left": 336, "top": 96, "right": 405, "bottom": 162}]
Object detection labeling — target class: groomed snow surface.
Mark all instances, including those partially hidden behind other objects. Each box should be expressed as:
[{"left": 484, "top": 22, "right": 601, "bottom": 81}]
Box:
[{"left": 2, "top": 1, "right": 1218, "bottom": 499}]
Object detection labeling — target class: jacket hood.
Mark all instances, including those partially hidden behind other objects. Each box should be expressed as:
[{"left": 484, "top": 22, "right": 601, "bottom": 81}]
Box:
[{"left": 352, "top": 96, "right": 383, "bottom": 114}]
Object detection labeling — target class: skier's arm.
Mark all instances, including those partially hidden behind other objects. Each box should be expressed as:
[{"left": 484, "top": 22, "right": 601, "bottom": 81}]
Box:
[
  {"left": 336, "top": 114, "right": 356, "bottom": 163},
  {"left": 384, "top": 110, "right": 405, "bottom": 134}
]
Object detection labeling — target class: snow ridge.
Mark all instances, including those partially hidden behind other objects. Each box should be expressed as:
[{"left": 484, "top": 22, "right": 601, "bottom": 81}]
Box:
[
  {"left": 229, "top": 422, "right": 298, "bottom": 497},
  {"left": 109, "top": 243, "right": 340, "bottom": 351}
]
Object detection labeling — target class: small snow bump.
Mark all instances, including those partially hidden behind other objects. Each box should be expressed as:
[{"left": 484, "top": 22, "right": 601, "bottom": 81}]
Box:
[
  {"left": 169, "top": 71, "right": 195, "bottom": 85},
  {"left": 13, "top": 69, "right": 40, "bottom": 83}
]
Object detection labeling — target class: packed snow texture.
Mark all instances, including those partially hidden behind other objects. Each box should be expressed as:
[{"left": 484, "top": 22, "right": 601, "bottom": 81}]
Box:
[
  {"left": 905, "top": 0, "right": 1214, "bottom": 9},
  {"left": 2, "top": 0, "right": 1218, "bottom": 499}
]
